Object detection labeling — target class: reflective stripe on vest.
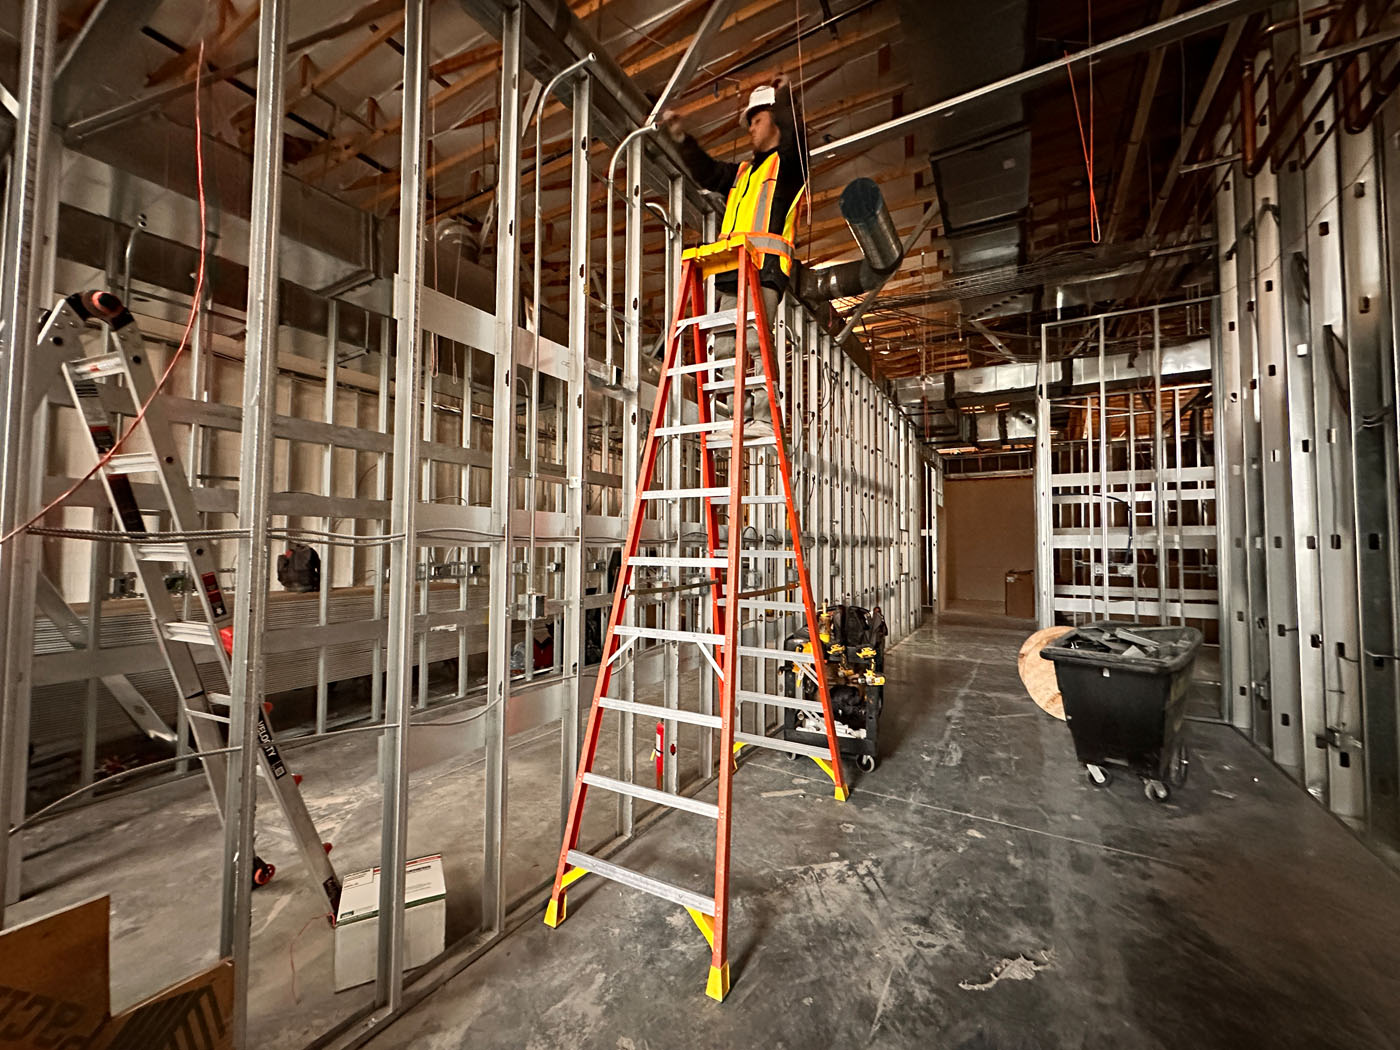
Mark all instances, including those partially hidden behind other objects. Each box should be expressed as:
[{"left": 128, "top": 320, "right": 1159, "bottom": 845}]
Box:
[{"left": 719, "top": 152, "right": 803, "bottom": 275}]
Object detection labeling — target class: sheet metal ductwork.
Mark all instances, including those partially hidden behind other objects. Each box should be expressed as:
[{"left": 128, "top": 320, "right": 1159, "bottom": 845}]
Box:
[
  {"left": 895, "top": 0, "right": 1031, "bottom": 276},
  {"left": 800, "top": 177, "right": 903, "bottom": 300}
]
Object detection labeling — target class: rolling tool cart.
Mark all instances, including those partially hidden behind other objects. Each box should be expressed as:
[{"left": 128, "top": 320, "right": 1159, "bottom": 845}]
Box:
[
  {"left": 782, "top": 604, "right": 886, "bottom": 773},
  {"left": 1042, "top": 622, "right": 1202, "bottom": 803}
]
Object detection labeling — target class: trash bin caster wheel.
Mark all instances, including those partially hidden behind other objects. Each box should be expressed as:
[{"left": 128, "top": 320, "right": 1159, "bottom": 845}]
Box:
[
  {"left": 252, "top": 856, "right": 275, "bottom": 888},
  {"left": 1145, "top": 780, "right": 1170, "bottom": 803},
  {"left": 1086, "top": 764, "right": 1112, "bottom": 787},
  {"left": 858, "top": 753, "right": 876, "bottom": 773}
]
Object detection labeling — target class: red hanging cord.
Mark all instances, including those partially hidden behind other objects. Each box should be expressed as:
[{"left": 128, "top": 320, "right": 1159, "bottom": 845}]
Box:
[
  {"left": 1, "top": 42, "right": 210, "bottom": 546},
  {"left": 1064, "top": 50, "right": 1101, "bottom": 244}
]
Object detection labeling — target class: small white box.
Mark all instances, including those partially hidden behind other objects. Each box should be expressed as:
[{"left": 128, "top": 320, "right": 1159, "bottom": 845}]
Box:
[{"left": 333, "top": 855, "right": 446, "bottom": 992}]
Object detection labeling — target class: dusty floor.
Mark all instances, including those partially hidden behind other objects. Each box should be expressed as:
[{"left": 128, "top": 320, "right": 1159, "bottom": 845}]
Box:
[{"left": 357, "top": 610, "right": 1400, "bottom": 1050}]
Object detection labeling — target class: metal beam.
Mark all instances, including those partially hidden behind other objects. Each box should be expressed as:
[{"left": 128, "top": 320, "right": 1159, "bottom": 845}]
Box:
[
  {"left": 376, "top": 0, "right": 429, "bottom": 1012},
  {"left": 645, "top": 0, "right": 740, "bottom": 126},
  {"left": 819, "top": 0, "right": 1273, "bottom": 159},
  {"left": 0, "top": 0, "right": 56, "bottom": 920},
  {"left": 1145, "top": 16, "right": 1247, "bottom": 239},
  {"left": 221, "top": 1, "right": 287, "bottom": 1044}
]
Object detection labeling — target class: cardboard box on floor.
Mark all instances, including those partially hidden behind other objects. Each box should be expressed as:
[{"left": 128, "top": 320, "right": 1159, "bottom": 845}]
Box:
[
  {"left": 0, "top": 895, "right": 233, "bottom": 1050},
  {"left": 334, "top": 854, "right": 446, "bottom": 991}
]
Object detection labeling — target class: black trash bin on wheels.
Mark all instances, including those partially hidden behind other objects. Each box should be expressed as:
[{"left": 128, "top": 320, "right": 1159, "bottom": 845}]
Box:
[{"left": 1042, "top": 622, "right": 1202, "bottom": 803}]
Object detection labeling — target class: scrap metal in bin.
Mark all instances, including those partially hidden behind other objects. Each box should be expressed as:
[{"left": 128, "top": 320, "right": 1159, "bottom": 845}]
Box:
[{"left": 1042, "top": 622, "right": 1202, "bottom": 803}]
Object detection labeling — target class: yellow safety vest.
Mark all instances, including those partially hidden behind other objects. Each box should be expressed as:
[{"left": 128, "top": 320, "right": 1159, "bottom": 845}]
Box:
[{"left": 719, "top": 151, "right": 805, "bottom": 276}]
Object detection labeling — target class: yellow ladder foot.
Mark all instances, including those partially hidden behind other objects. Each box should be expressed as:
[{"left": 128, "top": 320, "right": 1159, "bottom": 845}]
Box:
[
  {"left": 810, "top": 756, "right": 850, "bottom": 800},
  {"left": 544, "top": 894, "right": 566, "bottom": 928},
  {"left": 706, "top": 962, "right": 731, "bottom": 1002}
]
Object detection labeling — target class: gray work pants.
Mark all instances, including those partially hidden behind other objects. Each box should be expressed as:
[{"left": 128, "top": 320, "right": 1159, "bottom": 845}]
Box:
[{"left": 710, "top": 286, "right": 781, "bottom": 423}]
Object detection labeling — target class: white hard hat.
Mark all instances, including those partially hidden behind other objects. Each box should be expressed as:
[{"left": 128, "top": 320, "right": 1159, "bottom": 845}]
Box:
[{"left": 744, "top": 84, "right": 777, "bottom": 123}]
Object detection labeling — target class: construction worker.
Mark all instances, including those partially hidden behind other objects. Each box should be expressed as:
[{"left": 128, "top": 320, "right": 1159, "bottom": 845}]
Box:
[{"left": 660, "top": 75, "right": 806, "bottom": 421}]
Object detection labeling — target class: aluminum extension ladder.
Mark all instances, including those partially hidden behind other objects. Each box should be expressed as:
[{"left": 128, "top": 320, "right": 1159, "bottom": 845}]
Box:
[
  {"left": 42, "top": 290, "right": 340, "bottom": 913},
  {"left": 544, "top": 235, "right": 849, "bottom": 1001}
]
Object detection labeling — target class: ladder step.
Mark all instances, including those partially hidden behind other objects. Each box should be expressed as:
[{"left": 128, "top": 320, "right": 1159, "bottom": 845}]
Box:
[
  {"left": 185, "top": 708, "right": 231, "bottom": 725},
  {"left": 740, "top": 646, "right": 815, "bottom": 664},
  {"left": 730, "top": 599, "right": 806, "bottom": 612},
  {"left": 654, "top": 421, "right": 733, "bottom": 437},
  {"left": 629, "top": 556, "right": 727, "bottom": 568},
  {"left": 565, "top": 849, "right": 716, "bottom": 916},
  {"left": 104, "top": 451, "right": 162, "bottom": 476},
  {"left": 707, "top": 433, "right": 778, "bottom": 449},
  {"left": 671, "top": 359, "right": 737, "bottom": 376},
  {"left": 710, "top": 494, "right": 785, "bottom": 505},
  {"left": 734, "top": 550, "right": 798, "bottom": 559},
  {"left": 675, "top": 308, "right": 754, "bottom": 332},
  {"left": 639, "top": 487, "right": 728, "bottom": 501},
  {"left": 614, "top": 625, "right": 725, "bottom": 645},
  {"left": 598, "top": 696, "right": 722, "bottom": 729},
  {"left": 737, "top": 690, "right": 826, "bottom": 714},
  {"left": 582, "top": 772, "right": 719, "bottom": 819},
  {"left": 735, "top": 731, "right": 832, "bottom": 760},
  {"left": 68, "top": 352, "right": 129, "bottom": 379},
  {"left": 703, "top": 375, "right": 766, "bottom": 391},
  {"left": 162, "top": 621, "right": 219, "bottom": 646},
  {"left": 134, "top": 542, "right": 192, "bottom": 562},
  {"left": 206, "top": 692, "right": 231, "bottom": 707}
]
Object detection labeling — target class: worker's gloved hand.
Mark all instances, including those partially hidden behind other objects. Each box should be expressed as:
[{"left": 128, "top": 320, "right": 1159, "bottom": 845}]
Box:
[{"left": 657, "top": 108, "right": 685, "bottom": 143}]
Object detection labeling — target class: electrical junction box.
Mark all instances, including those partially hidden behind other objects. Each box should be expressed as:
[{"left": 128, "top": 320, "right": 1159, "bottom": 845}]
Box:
[{"left": 334, "top": 854, "right": 446, "bottom": 992}]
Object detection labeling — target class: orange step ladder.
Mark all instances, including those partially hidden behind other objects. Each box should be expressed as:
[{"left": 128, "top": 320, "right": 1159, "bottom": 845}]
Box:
[{"left": 544, "top": 235, "right": 849, "bottom": 1001}]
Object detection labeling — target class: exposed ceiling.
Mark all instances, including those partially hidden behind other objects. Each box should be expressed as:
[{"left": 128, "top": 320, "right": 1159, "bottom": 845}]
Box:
[{"left": 21, "top": 0, "right": 1356, "bottom": 427}]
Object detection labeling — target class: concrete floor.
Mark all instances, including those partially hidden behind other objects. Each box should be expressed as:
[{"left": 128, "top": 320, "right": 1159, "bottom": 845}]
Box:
[{"left": 359, "top": 610, "right": 1400, "bottom": 1050}]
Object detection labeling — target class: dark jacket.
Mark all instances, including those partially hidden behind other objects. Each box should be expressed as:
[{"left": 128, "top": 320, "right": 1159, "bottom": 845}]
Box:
[{"left": 676, "top": 85, "right": 808, "bottom": 294}]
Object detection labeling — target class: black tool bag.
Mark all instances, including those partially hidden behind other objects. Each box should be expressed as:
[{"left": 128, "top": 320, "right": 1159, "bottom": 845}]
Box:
[{"left": 277, "top": 543, "right": 321, "bottom": 593}]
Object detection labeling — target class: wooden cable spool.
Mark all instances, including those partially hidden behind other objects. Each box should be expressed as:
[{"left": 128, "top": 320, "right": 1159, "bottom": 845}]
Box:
[{"left": 1017, "top": 626, "right": 1072, "bottom": 720}]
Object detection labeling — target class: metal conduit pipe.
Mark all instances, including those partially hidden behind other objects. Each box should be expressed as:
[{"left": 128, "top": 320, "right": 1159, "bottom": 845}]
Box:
[{"left": 526, "top": 52, "right": 594, "bottom": 619}]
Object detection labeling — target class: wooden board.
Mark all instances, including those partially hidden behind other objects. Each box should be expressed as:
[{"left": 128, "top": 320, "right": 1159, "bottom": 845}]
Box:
[
  {"left": 0, "top": 896, "right": 110, "bottom": 1048},
  {"left": 0, "top": 895, "right": 232, "bottom": 1050},
  {"left": 1018, "top": 626, "right": 1073, "bottom": 720}
]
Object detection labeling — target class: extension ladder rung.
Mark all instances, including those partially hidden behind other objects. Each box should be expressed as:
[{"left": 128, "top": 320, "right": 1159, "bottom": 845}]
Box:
[
  {"left": 736, "top": 690, "right": 826, "bottom": 714},
  {"left": 68, "top": 352, "right": 129, "bottom": 378},
  {"left": 613, "top": 625, "right": 725, "bottom": 646},
  {"left": 734, "top": 731, "right": 832, "bottom": 760},
  {"left": 135, "top": 542, "right": 192, "bottom": 562},
  {"left": 103, "top": 451, "right": 162, "bottom": 476},
  {"left": 565, "top": 850, "right": 716, "bottom": 916},
  {"left": 675, "top": 308, "right": 754, "bottom": 332},
  {"left": 703, "top": 375, "right": 766, "bottom": 391},
  {"left": 598, "top": 696, "right": 722, "bottom": 729},
  {"left": 582, "top": 773, "right": 719, "bottom": 819},
  {"left": 740, "top": 645, "right": 815, "bottom": 664},
  {"left": 162, "top": 620, "right": 219, "bottom": 646},
  {"left": 629, "top": 555, "right": 727, "bottom": 568}
]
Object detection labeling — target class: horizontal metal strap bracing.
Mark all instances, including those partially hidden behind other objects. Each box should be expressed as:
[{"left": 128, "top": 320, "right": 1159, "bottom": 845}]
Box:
[
  {"left": 1051, "top": 528, "right": 1215, "bottom": 548},
  {"left": 564, "top": 849, "right": 716, "bottom": 916},
  {"left": 613, "top": 625, "right": 725, "bottom": 645},
  {"left": 582, "top": 772, "right": 719, "bottom": 819},
  {"left": 1051, "top": 467, "right": 1213, "bottom": 486},
  {"left": 597, "top": 696, "right": 722, "bottom": 729},
  {"left": 733, "top": 730, "right": 831, "bottom": 760},
  {"left": 736, "top": 690, "right": 825, "bottom": 714}
]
